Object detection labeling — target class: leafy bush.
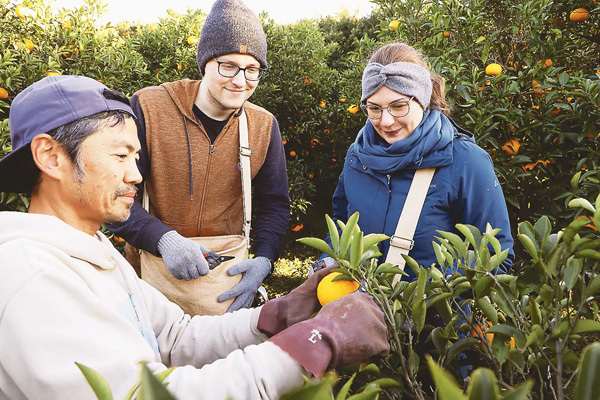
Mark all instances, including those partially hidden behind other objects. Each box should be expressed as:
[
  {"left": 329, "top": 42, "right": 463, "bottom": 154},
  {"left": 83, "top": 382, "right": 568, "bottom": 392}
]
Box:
[{"left": 295, "top": 192, "right": 600, "bottom": 399}]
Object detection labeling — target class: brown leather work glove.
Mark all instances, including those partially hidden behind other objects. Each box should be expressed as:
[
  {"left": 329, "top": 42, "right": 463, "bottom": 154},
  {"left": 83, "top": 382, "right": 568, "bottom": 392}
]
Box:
[
  {"left": 257, "top": 258, "right": 338, "bottom": 337},
  {"left": 269, "top": 291, "right": 389, "bottom": 377}
]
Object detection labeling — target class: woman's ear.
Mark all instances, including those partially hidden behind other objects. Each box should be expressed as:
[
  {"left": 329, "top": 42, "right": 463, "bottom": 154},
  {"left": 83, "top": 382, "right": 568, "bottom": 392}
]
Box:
[{"left": 30, "top": 134, "right": 67, "bottom": 182}]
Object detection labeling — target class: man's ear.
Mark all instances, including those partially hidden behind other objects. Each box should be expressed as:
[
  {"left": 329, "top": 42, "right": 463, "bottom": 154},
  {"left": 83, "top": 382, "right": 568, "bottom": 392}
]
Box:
[{"left": 30, "top": 134, "right": 68, "bottom": 182}]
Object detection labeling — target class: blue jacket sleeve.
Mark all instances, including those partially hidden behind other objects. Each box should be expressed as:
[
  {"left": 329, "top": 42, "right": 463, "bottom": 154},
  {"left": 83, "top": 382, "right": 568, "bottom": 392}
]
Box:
[
  {"left": 105, "top": 94, "right": 173, "bottom": 256},
  {"left": 453, "top": 143, "right": 514, "bottom": 273},
  {"left": 251, "top": 118, "right": 291, "bottom": 264}
]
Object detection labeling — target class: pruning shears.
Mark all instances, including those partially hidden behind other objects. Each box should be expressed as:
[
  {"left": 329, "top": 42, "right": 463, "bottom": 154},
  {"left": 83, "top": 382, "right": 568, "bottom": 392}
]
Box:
[{"left": 204, "top": 251, "right": 235, "bottom": 270}]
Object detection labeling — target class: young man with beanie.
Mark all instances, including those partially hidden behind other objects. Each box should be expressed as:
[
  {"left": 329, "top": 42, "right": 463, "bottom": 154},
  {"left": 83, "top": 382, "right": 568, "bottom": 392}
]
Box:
[
  {"left": 0, "top": 75, "right": 389, "bottom": 399},
  {"left": 108, "top": 0, "right": 289, "bottom": 313}
]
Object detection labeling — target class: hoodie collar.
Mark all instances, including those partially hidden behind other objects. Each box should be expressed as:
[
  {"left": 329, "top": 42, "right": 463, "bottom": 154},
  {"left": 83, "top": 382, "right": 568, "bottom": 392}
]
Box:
[{"left": 0, "top": 212, "right": 117, "bottom": 270}]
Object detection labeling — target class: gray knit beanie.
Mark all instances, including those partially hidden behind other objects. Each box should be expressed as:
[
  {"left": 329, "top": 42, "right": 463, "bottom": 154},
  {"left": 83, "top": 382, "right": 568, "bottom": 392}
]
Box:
[{"left": 197, "top": 0, "right": 268, "bottom": 75}]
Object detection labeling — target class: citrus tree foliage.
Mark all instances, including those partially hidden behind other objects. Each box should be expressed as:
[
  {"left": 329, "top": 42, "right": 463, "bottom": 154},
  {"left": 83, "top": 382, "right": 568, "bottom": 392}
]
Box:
[
  {"left": 296, "top": 192, "right": 600, "bottom": 399},
  {"left": 1, "top": 0, "right": 598, "bottom": 239}
]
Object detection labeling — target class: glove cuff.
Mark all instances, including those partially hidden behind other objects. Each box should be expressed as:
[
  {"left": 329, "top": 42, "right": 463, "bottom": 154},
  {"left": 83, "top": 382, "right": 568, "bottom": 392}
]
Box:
[
  {"left": 257, "top": 297, "right": 287, "bottom": 337},
  {"left": 269, "top": 318, "right": 337, "bottom": 378},
  {"left": 157, "top": 230, "right": 183, "bottom": 256}
]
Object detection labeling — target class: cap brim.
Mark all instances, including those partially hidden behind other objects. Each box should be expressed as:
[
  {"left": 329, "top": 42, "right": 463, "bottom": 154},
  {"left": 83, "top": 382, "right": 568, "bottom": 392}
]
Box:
[{"left": 0, "top": 145, "right": 38, "bottom": 194}]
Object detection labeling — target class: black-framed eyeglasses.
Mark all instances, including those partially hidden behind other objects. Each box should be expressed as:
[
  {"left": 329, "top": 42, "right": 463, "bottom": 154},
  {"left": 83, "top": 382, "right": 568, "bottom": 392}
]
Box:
[
  {"left": 213, "top": 58, "right": 267, "bottom": 81},
  {"left": 360, "top": 97, "right": 413, "bottom": 120}
]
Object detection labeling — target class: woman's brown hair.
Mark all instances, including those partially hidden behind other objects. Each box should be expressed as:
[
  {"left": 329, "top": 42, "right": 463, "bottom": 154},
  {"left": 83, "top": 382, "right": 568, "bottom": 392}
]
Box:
[{"left": 369, "top": 43, "right": 450, "bottom": 116}]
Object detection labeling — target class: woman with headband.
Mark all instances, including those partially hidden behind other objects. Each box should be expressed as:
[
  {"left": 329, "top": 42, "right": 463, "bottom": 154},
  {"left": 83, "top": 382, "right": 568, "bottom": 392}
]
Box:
[{"left": 327, "top": 43, "right": 514, "bottom": 280}]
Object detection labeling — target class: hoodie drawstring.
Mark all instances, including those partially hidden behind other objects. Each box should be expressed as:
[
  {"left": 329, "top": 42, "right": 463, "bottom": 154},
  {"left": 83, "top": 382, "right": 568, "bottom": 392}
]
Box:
[{"left": 183, "top": 116, "right": 194, "bottom": 200}]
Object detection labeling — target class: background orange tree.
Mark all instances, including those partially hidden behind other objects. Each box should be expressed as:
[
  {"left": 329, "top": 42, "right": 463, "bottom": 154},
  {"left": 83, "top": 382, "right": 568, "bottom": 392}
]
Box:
[
  {"left": 2, "top": 0, "right": 600, "bottom": 398},
  {"left": 1, "top": 0, "right": 598, "bottom": 249}
]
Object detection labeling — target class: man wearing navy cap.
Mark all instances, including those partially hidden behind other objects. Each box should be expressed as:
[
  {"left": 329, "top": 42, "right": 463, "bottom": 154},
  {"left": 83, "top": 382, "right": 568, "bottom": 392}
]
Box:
[{"left": 0, "top": 76, "right": 389, "bottom": 399}]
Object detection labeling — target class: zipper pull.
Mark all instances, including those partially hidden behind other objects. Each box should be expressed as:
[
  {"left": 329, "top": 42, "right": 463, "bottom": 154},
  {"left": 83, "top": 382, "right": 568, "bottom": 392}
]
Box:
[{"left": 209, "top": 144, "right": 214, "bottom": 155}]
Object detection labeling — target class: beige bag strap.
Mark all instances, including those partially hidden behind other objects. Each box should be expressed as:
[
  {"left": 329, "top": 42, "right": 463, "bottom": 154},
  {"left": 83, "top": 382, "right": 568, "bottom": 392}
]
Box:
[
  {"left": 386, "top": 167, "right": 436, "bottom": 284},
  {"left": 238, "top": 109, "right": 252, "bottom": 244},
  {"left": 142, "top": 109, "right": 252, "bottom": 244}
]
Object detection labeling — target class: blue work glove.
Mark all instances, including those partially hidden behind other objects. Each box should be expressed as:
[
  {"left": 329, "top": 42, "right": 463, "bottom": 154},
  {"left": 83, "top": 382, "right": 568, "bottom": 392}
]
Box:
[
  {"left": 157, "top": 231, "right": 210, "bottom": 281},
  {"left": 218, "top": 256, "right": 271, "bottom": 312}
]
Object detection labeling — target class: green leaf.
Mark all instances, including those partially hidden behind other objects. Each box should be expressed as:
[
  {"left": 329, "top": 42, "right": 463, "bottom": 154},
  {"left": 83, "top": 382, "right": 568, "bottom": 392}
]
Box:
[
  {"left": 437, "top": 230, "right": 468, "bottom": 259},
  {"left": 558, "top": 72, "right": 570, "bottom": 86},
  {"left": 564, "top": 257, "right": 583, "bottom": 290},
  {"left": 365, "top": 378, "right": 402, "bottom": 389},
  {"left": 326, "top": 214, "right": 340, "bottom": 254},
  {"left": 517, "top": 234, "right": 539, "bottom": 261},
  {"left": 339, "top": 212, "right": 359, "bottom": 257},
  {"left": 75, "top": 362, "right": 114, "bottom": 400},
  {"left": 517, "top": 221, "right": 536, "bottom": 242},
  {"left": 483, "top": 233, "right": 502, "bottom": 255},
  {"left": 577, "top": 249, "right": 600, "bottom": 261},
  {"left": 416, "top": 266, "right": 428, "bottom": 299},
  {"left": 296, "top": 237, "right": 335, "bottom": 258},
  {"left": 587, "top": 275, "right": 600, "bottom": 297},
  {"left": 502, "top": 380, "right": 534, "bottom": 400},
  {"left": 474, "top": 276, "right": 494, "bottom": 299},
  {"left": 595, "top": 195, "right": 600, "bottom": 231},
  {"left": 575, "top": 343, "right": 600, "bottom": 400},
  {"left": 476, "top": 296, "right": 498, "bottom": 325},
  {"left": 350, "top": 231, "right": 363, "bottom": 270},
  {"left": 363, "top": 233, "right": 389, "bottom": 253},
  {"left": 533, "top": 216, "right": 552, "bottom": 245},
  {"left": 336, "top": 373, "right": 356, "bottom": 400},
  {"left": 572, "top": 320, "right": 600, "bottom": 335},
  {"left": 529, "top": 298, "right": 542, "bottom": 326},
  {"left": 446, "top": 337, "right": 481, "bottom": 360},
  {"left": 139, "top": 364, "right": 177, "bottom": 400},
  {"left": 571, "top": 171, "right": 582, "bottom": 191},
  {"left": 488, "top": 249, "right": 509, "bottom": 271},
  {"left": 403, "top": 254, "right": 421, "bottom": 275},
  {"left": 466, "top": 368, "right": 501, "bottom": 400},
  {"left": 569, "top": 198, "right": 596, "bottom": 213},
  {"left": 525, "top": 324, "right": 545, "bottom": 348},
  {"left": 433, "top": 242, "right": 447, "bottom": 267},
  {"left": 456, "top": 224, "right": 482, "bottom": 248},
  {"left": 564, "top": 218, "right": 590, "bottom": 247},
  {"left": 412, "top": 298, "right": 427, "bottom": 335},
  {"left": 426, "top": 356, "right": 467, "bottom": 400}
]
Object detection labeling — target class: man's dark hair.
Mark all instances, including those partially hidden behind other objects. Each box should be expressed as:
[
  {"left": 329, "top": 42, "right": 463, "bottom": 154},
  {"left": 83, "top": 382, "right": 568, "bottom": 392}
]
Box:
[{"left": 31, "top": 105, "right": 132, "bottom": 193}]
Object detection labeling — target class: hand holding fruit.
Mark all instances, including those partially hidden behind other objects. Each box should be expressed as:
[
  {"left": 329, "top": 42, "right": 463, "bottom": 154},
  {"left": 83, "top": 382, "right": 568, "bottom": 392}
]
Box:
[
  {"left": 269, "top": 292, "right": 389, "bottom": 377},
  {"left": 257, "top": 260, "right": 339, "bottom": 337}
]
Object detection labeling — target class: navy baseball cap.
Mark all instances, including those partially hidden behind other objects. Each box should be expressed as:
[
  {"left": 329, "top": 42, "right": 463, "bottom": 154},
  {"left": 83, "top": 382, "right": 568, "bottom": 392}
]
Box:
[{"left": 0, "top": 75, "right": 135, "bottom": 194}]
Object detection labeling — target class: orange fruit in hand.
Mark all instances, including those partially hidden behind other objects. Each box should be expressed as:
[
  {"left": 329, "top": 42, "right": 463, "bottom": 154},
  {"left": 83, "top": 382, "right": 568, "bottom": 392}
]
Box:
[
  {"left": 317, "top": 272, "right": 360, "bottom": 306},
  {"left": 570, "top": 8, "right": 589, "bottom": 22},
  {"left": 485, "top": 63, "right": 502, "bottom": 76},
  {"left": 502, "top": 139, "right": 521, "bottom": 155},
  {"left": 0, "top": 87, "right": 8, "bottom": 100}
]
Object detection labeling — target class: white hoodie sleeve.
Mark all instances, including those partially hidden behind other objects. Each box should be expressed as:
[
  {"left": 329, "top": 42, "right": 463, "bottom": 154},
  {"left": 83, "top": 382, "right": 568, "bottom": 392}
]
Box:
[{"left": 0, "top": 239, "right": 306, "bottom": 400}]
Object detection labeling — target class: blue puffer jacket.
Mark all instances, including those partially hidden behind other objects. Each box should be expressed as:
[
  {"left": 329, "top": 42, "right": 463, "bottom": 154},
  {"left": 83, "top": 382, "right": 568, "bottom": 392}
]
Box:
[{"left": 330, "top": 111, "right": 514, "bottom": 281}]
